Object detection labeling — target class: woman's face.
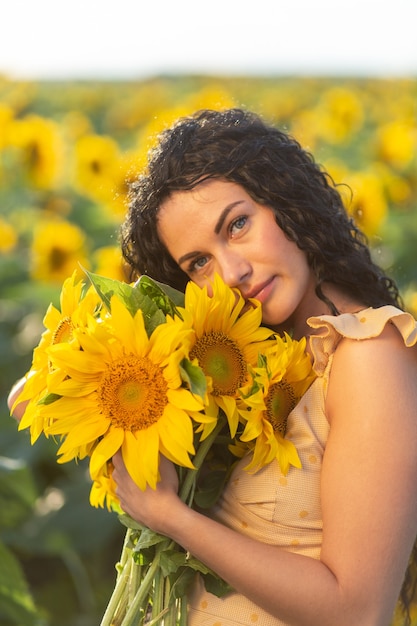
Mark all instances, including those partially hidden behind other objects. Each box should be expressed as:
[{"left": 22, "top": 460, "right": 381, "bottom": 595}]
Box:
[{"left": 157, "top": 180, "right": 320, "bottom": 333}]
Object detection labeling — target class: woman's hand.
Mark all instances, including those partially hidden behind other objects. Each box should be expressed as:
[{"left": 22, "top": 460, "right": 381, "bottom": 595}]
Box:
[{"left": 112, "top": 450, "right": 181, "bottom": 534}]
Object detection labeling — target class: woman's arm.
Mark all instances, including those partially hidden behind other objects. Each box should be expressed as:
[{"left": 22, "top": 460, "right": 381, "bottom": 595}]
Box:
[{"left": 113, "top": 324, "right": 417, "bottom": 626}]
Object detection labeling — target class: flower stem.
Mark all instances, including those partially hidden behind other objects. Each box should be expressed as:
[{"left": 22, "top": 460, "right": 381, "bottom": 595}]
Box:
[
  {"left": 100, "top": 553, "right": 132, "bottom": 626},
  {"left": 179, "top": 415, "right": 226, "bottom": 504},
  {"left": 151, "top": 561, "right": 164, "bottom": 622},
  {"left": 128, "top": 557, "right": 140, "bottom": 606},
  {"left": 120, "top": 542, "right": 168, "bottom": 626},
  {"left": 179, "top": 596, "right": 188, "bottom": 626}
]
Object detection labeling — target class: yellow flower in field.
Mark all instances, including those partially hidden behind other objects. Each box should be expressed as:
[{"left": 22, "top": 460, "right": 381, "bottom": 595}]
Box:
[
  {"left": 403, "top": 285, "right": 417, "bottom": 319},
  {"left": 314, "top": 86, "right": 364, "bottom": 144},
  {"left": 373, "top": 162, "right": 412, "bottom": 206},
  {"left": 73, "top": 133, "right": 120, "bottom": 201},
  {"left": 89, "top": 461, "right": 120, "bottom": 511},
  {"left": 377, "top": 119, "right": 416, "bottom": 169},
  {"left": 0, "top": 103, "right": 13, "bottom": 149},
  {"left": 17, "top": 272, "right": 101, "bottom": 442},
  {"left": 93, "top": 246, "right": 127, "bottom": 282},
  {"left": 289, "top": 109, "right": 320, "bottom": 151},
  {"left": 180, "top": 275, "right": 273, "bottom": 438},
  {"left": 239, "top": 333, "right": 315, "bottom": 475},
  {"left": 0, "top": 217, "right": 18, "bottom": 253},
  {"left": 322, "top": 158, "right": 349, "bottom": 187},
  {"left": 42, "top": 296, "right": 206, "bottom": 491},
  {"left": 31, "top": 219, "right": 89, "bottom": 283},
  {"left": 341, "top": 170, "right": 388, "bottom": 238},
  {"left": 62, "top": 110, "right": 92, "bottom": 141},
  {"left": 183, "top": 84, "right": 236, "bottom": 113},
  {"left": 8, "top": 114, "right": 64, "bottom": 189},
  {"left": 103, "top": 149, "right": 146, "bottom": 218},
  {"left": 106, "top": 82, "right": 171, "bottom": 132}
]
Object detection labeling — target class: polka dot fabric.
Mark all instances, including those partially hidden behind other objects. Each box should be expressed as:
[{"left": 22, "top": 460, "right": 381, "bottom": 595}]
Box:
[{"left": 188, "top": 306, "right": 417, "bottom": 626}]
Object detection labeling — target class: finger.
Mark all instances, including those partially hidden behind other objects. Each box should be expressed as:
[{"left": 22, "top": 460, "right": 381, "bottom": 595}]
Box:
[
  {"left": 8, "top": 378, "right": 29, "bottom": 421},
  {"left": 112, "top": 449, "right": 124, "bottom": 468}
]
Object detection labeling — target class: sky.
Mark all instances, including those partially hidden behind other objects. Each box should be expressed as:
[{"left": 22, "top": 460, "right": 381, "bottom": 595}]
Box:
[{"left": 1, "top": 0, "right": 417, "bottom": 80}]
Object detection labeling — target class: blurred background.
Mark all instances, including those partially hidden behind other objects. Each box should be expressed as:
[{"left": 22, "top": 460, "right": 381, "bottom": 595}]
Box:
[{"left": 1, "top": 1, "right": 416, "bottom": 624}]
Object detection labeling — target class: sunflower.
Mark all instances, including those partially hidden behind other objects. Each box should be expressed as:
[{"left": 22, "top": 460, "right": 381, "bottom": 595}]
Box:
[
  {"left": 92, "top": 245, "right": 127, "bottom": 282},
  {"left": 89, "top": 461, "right": 121, "bottom": 511},
  {"left": 73, "top": 133, "right": 120, "bottom": 202},
  {"left": 238, "top": 333, "right": 316, "bottom": 475},
  {"left": 17, "top": 271, "right": 101, "bottom": 442},
  {"left": 30, "top": 219, "right": 90, "bottom": 283},
  {"left": 341, "top": 170, "right": 388, "bottom": 238},
  {"left": 40, "top": 295, "right": 206, "bottom": 491},
  {"left": 0, "top": 217, "right": 18, "bottom": 253},
  {"left": 179, "top": 275, "right": 273, "bottom": 438},
  {"left": 8, "top": 114, "right": 64, "bottom": 189}
]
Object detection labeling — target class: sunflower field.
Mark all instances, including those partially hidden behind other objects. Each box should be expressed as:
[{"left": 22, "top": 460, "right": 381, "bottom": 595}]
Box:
[{"left": 0, "top": 74, "right": 416, "bottom": 626}]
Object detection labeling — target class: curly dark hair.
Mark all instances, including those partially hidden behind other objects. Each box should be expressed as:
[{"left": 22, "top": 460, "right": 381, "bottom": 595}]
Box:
[{"left": 121, "top": 107, "right": 402, "bottom": 313}]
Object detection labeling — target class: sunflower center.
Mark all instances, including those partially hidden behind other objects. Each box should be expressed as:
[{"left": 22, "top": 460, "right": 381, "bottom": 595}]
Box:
[
  {"left": 98, "top": 355, "right": 168, "bottom": 431},
  {"left": 266, "top": 380, "right": 297, "bottom": 435},
  {"left": 49, "top": 246, "right": 69, "bottom": 271},
  {"left": 52, "top": 316, "right": 74, "bottom": 344},
  {"left": 190, "top": 331, "right": 247, "bottom": 396}
]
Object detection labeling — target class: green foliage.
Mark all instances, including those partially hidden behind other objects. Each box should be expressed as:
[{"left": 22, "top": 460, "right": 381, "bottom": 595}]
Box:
[
  {"left": 179, "top": 358, "right": 207, "bottom": 399},
  {"left": 0, "top": 459, "right": 43, "bottom": 626},
  {"left": 0, "top": 456, "right": 37, "bottom": 528},
  {"left": 85, "top": 270, "right": 184, "bottom": 334},
  {"left": 0, "top": 542, "right": 42, "bottom": 626}
]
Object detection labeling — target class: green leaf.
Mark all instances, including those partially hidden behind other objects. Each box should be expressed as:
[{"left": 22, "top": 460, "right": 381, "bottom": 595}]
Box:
[
  {"left": 169, "top": 567, "right": 197, "bottom": 600},
  {"left": 160, "top": 551, "right": 232, "bottom": 600},
  {"left": 202, "top": 571, "right": 233, "bottom": 598},
  {"left": 0, "top": 541, "right": 40, "bottom": 625},
  {"left": 84, "top": 269, "right": 134, "bottom": 311},
  {"left": 193, "top": 469, "right": 230, "bottom": 509},
  {"left": 84, "top": 269, "right": 167, "bottom": 334},
  {"left": 136, "top": 275, "right": 185, "bottom": 311},
  {"left": 159, "top": 550, "right": 187, "bottom": 577},
  {"left": 0, "top": 457, "right": 37, "bottom": 528},
  {"left": 257, "top": 352, "right": 268, "bottom": 368},
  {"left": 142, "top": 308, "right": 168, "bottom": 336},
  {"left": 179, "top": 359, "right": 207, "bottom": 399},
  {"left": 135, "top": 528, "right": 167, "bottom": 551},
  {"left": 193, "top": 430, "right": 239, "bottom": 509},
  {"left": 118, "top": 513, "right": 146, "bottom": 532},
  {"left": 181, "top": 554, "right": 213, "bottom": 575},
  {"left": 37, "top": 392, "right": 61, "bottom": 406}
]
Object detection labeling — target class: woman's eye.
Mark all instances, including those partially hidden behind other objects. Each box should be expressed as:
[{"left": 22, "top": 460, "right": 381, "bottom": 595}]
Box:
[
  {"left": 230, "top": 216, "right": 247, "bottom": 236},
  {"left": 189, "top": 256, "right": 208, "bottom": 273}
]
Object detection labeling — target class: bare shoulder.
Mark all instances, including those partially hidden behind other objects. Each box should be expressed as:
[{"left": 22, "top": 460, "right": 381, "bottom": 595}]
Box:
[{"left": 326, "top": 320, "right": 417, "bottom": 426}]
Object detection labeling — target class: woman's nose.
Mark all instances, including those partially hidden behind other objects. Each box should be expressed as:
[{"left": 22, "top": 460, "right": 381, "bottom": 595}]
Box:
[{"left": 218, "top": 251, "right": 251, "bottom": 289}]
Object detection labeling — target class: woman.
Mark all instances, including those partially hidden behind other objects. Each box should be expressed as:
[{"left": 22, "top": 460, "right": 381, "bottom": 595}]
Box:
[{"left": 11, "top": 108, "right": 417, "bottom": 625}]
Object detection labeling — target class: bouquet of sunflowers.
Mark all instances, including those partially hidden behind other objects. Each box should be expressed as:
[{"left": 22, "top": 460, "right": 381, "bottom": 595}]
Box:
[{"left": 14, "top": 270, "right": 316, "bottom": 626}]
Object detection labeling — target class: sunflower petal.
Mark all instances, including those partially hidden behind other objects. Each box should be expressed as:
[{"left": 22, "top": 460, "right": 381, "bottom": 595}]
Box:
[{"left": 89, "top": 426, "right": 124, "bottom": 479}]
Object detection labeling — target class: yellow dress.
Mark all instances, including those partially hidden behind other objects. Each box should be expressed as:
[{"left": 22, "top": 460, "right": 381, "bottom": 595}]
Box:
[{"left": 188, "top": 306, "right": 417, "bottom": 626}]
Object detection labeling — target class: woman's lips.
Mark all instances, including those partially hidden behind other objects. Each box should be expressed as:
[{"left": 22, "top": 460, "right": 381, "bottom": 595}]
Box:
[{"left": 245, "top": 278, "right": 275, "bottom": 304}]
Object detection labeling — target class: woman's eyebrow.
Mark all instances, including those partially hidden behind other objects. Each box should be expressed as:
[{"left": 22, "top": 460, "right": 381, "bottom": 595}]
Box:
[
  {"left": 214, "top": 201, "right": 244, "bottom": 234},
  {"left": 177, "top": 250, "right": 202, "bottom": 266},
  {"left": 177, "top": 200, "right": 246, "bottom": 266}
]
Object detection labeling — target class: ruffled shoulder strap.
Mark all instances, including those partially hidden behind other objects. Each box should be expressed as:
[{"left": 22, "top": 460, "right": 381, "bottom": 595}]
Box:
[{"left": 307, "top": 305, "right": 417, "bottom": 376}]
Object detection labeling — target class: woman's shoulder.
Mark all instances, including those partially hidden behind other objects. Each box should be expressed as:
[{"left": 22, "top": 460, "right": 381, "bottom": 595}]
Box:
[
  {"left": 325, "top": 312, "right": 417, "bottom": 429},
  {"left": 307, "top": 305, "right": 417, "bottom": 376}
]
